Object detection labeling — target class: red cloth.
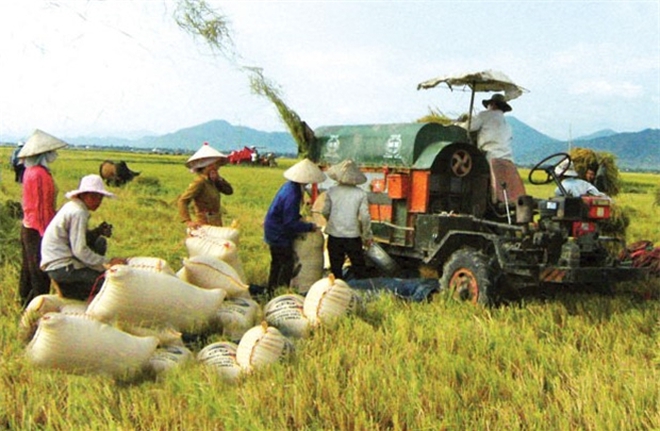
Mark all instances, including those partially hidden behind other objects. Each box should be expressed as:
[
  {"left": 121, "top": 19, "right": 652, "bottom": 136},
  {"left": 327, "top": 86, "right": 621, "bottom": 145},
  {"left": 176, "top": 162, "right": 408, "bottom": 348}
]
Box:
[{"left": 22, "top": 165, "right": 56, "bottom": 236}]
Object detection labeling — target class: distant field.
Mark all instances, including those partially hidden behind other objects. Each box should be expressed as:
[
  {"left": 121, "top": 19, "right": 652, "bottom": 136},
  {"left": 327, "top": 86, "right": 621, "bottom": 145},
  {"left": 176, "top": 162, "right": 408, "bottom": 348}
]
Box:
[{"left": 1, "top": 148, "right": 659, "bottom": 430}]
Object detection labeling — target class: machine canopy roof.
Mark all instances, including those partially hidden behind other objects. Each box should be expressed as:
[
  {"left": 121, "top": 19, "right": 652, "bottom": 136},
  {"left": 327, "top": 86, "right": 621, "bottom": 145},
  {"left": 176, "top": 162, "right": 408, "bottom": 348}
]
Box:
[{"left": 417, "top": 69, "right": 528, "bottom": 102}]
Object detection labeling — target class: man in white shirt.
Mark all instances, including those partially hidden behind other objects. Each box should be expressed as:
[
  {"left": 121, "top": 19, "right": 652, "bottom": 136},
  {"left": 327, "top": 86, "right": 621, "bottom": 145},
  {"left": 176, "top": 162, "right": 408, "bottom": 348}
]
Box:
[
  {"left": 459, "top": 93, "right": 513, "bottom": 162},
  {"left": 553, "top": 160, "right": 608, "bottom": 198},
  {"left": 41, "top": 174, "right": 127, "bottom": 300}
]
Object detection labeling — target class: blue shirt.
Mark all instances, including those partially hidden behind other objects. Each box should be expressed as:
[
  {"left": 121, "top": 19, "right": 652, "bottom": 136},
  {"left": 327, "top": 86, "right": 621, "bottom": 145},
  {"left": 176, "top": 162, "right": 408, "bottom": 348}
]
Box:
[{"left": 264, "top": 181, "right": 315, "bottom": 247}]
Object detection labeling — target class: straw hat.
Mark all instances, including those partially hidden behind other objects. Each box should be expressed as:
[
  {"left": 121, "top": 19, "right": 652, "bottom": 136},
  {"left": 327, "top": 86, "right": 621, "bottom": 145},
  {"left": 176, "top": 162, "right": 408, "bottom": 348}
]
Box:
[
  {"left": 283, "top": 159, "right": 326, "bottom": 184},
  {"left": 18, "top": 129, "right": 69, "bottom": 158},
  {"left": 327, "top": 159, "right": 367, "bottom": 185},
  {"left": 65, "top": 175, "right": 116, "bottom": 199},
  {"left": 482, "top": 93, "right": 512, "bottom": 112},
  {"left": 554, "top": 159, "right": 579, "bottom": 178},
  {"left": 186, "top": 142, "right": 228, "bottom": 170}
]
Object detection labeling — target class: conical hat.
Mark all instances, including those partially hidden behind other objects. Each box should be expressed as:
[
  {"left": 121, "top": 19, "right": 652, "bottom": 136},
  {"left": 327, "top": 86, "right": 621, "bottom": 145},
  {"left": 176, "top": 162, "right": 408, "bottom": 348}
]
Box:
[
  {"left": 185, "top": 142, "right": 228, "bottom": 169},
  {"left": 18, "top": 129, "right": 69, "bottom": 158},
  {"left": 554, "top": 159, "right": 579, "bottom": 178},
  {"left": 283, "top": 159, "right": 326, "bottom": 184},
  {"left": 327, "top": 159, "right": 366, "bottom": 185}
]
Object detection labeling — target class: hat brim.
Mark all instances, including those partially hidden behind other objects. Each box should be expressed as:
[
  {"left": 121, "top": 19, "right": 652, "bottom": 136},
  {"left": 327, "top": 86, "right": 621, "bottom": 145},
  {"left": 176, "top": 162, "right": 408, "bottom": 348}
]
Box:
[
  {"left": 185, "top": 156, "right": 229, "bottom": 170},
  {"left": 284, "top": 159, "right": 326, "bottom": 184},
  {"left": 65, "top": 189, "right": 116, "bottom": 199},
  {"left": 482, "top": 99, "right": 512, "bottom": 112},
  {"left": 327, "top": 164, "right": 367, "bottom": 185},
  {"left": 18, "top": 129, "right": 69, "bottom": 158}
]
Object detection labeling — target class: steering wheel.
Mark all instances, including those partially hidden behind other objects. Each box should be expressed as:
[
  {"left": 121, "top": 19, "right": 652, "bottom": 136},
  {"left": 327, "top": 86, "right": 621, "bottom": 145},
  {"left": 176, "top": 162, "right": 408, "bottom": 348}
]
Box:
[
  {"left": 528, "top": 152, "right": 571, "bottom": 185},
  {"left": 450, "top": 149, "right": 473, "bottom": 177}
]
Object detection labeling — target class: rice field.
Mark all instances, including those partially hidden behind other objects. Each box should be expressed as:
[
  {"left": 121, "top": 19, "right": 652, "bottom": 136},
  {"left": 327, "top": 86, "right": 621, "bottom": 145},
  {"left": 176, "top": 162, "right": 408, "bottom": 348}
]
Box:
[{"left": 1, "top": 147, "right": 659, "bottom": 430}]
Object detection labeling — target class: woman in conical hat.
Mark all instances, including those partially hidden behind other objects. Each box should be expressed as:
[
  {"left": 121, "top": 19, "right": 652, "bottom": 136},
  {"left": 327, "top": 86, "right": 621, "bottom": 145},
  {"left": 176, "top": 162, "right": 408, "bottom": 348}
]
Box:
[
  {"left": 18, "top": 129, "right": 69, "bottom": 308},
  {"left": 178, "top": 142, "right": 233, "bottom": 228},
  {"left": 263, "top": 158, "right": 326, "bottom": 296},
  {"left": 321, "top": 159, "right": 372, "bottom": 280}
]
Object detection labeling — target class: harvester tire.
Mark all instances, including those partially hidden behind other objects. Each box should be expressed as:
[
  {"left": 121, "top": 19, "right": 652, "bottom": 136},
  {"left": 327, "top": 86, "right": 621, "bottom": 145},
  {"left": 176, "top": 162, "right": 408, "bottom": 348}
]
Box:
[{"left": 440, "top": 248, "right": 495, "bottom": 306}]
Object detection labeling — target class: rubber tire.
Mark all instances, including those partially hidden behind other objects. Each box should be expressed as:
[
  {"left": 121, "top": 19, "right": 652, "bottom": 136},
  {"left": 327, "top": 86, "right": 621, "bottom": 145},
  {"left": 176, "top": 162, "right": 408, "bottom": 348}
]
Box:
[{"left": 440, "top": 248, "right": 495, "bottom": 306}]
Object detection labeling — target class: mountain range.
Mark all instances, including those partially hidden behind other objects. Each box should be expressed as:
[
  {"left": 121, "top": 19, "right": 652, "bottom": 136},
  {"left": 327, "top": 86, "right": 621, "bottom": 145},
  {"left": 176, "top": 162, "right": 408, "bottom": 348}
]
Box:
[{"left": 4, "top": 119, "right": 658, "bottom": 171}]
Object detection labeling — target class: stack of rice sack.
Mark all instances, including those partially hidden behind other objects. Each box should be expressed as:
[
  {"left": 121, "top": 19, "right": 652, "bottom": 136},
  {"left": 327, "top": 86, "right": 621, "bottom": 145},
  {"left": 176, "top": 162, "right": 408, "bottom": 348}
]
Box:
[
  {"left": 22, "top": 256, "right": 222, "bottom": 378},
  {"left": 177, "top": 222, "right": 260, "bottom": 340},
  {"left": 183, "top": 221, "right": 247, "bottom": 283},
  {"left": 199, "top": 275, "right": 361, "bottom": 382}
]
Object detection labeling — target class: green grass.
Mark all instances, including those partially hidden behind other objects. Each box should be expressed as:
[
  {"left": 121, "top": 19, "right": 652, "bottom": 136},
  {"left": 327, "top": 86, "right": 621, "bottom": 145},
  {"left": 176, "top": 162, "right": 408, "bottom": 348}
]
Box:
[{"left": 1, "top": 148, "right": 659, "bottom": 430}]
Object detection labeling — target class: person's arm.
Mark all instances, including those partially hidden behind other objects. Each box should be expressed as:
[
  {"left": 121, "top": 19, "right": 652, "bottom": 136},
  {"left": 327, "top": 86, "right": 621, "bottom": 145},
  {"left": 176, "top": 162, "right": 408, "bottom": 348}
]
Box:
[
  {"left": 214, "top": 176, "right": 233, "bottom": 195},
  {"left": 281, "top": 190, "right": 315, "bottom": 234},
  {"left": 177, "top": 178, "right": 203, "bottom": 225},
  {"left": 321, "top": 190, "right": 332, "bottom": 220},
  {"left": 358, "top": 192, "right": 373, "bottom": 243},
  {"left": 585, "top": 183, "right": 607, "bottom": 197},
  {"left": 69, "top": 211, "right": 106, "bottom": 271}
]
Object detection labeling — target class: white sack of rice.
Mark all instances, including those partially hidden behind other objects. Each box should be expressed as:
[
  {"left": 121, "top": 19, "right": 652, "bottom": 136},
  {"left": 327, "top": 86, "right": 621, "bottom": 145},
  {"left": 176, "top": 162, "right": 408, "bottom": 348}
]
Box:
[
  {"left": 185, "top": 237, "right": 246, "bottom": 282},
  {"left": 118, "top": 324, "right": 184, "bottom": 347},
  {"left": 86, "top": 265, "right": 226, "bottom": 332},
  {"left": 214, "top": 297, "right": 262, "bottom": 342},
  {"left": 126, "top": 256, "right": 176, "bottom": 275},
  {"left": 197, "top": 341, "right": 243, "bottom": 382},
  {"left": 178, "top": 255, "right": 249, "bottom": 298},
  {"left": 19, "top": 295, "right": 87, "bottom": 343},
  {"left": 235, "top": 322, "right": 294, "bottom": 373},
  {"left": 25, "top": 312, "right": 158, "bottom": 378},
  {"left": 263, "top": 294, "right": 310, "bottom": 339},
  {"left": 303, "top": 275, "right": 359, "bottom": 327},
  {"left": 290, "top": 230, "right": 325, "bottom": 294},
  {"left": 146, "top": 345, "right": 193, "bottom": 374},
  {"left": 187, "top": 220, "right": 241, "bottom": 246}
]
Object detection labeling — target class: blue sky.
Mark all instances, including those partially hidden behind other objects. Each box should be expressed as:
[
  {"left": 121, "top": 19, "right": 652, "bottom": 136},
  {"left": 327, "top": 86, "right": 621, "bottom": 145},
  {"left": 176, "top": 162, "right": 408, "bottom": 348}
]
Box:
[{"left": 0, "top": 1, "right": 658, "bottom": 142}]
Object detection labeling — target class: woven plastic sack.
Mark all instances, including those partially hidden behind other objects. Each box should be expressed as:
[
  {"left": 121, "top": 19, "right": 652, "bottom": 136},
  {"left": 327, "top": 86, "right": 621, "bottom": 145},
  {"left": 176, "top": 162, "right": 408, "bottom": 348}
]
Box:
[
  {"left": 185, "top": 236, "right": 246, "bottom": 282},
  {"left": 126, "top": 256, "right": 176, "bottom": 275},
  {"left": 236, "top": 322, "right": 294, "bottom": 373},
  {"left": 263, "top": 294, "right": 310, "bottom": 339},
  {"left": 20, "top": 295, "right": 87, "bottom": 343},
  {"left": 290, "top": 230, "right": 325, "bottom": 294},
  {"left": 86, "top": 265, "right": 226, "bottom": 332},
  {"left": 117, "top": 324, "right": 184, "bottom": 347},
  {"left": 197, "top": 341, "right": 243, "bottom": 382},
  {"left": 178, "top": 255, "right": 249, "bottom": 298},
  {"left": 146, "top": 345, "right": 193, "bottom": 374},
  {"left": 214, "top": 297, "right": 262, "bottom": 342},
  {"left": 303, "top": 275, "right": 359, "bottom": 327},
  {"left": 188, "top": 220, "right": 241, "bottom": 246},
  {"left": 25, "top": 312, "right": 158, "bottom": 378}
]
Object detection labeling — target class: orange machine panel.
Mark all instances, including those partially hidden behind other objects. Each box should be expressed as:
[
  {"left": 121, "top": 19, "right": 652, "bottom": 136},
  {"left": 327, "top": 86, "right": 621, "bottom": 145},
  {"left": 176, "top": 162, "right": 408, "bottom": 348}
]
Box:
[
  {"left": 409, "top": 171, "right": 430, "bottom": 213},
  {"left": 387, "top": 174, "right": 410, "bottom": 199},
  {"left": 369, "top": 204, "right": 392, "bottom": 222}
]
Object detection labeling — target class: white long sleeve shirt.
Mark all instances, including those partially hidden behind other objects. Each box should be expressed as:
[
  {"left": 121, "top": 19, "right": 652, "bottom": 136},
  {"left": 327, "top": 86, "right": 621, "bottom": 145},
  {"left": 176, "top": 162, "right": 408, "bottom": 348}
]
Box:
[
  {"left": 554, "top": 177, "right": 608, "bottom": 198},
  {"left": 465, "top": 109, "right": 513, "bottom": 161},
  {"left": 321, "top": 184, "right": 373, "bottom": 240},
  {"left": 40, "top": 199, "right": 108, "bottom": 272}
]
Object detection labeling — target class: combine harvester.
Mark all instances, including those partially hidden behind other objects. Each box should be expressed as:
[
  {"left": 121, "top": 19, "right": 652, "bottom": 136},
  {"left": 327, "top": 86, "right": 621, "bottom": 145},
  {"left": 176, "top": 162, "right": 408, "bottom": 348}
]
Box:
[{"left": 307, "top": 70, "right": 647, "bottom": 305}]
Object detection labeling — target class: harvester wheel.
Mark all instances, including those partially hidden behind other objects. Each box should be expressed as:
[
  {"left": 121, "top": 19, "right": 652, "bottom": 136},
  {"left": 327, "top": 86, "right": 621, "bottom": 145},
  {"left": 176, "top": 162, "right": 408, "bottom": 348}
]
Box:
[{"left": 440, "top": 248, "right": 494, "bottom": 305}]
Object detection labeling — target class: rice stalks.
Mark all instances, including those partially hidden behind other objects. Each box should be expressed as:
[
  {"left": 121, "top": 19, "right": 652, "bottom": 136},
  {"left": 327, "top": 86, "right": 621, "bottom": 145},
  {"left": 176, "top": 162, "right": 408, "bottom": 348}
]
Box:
[
  {"left": 246, "top": 67, "right": 313, "bottom": 158},
  {"left": 174, "top": 0, "right": 235, "bottom": 59}
]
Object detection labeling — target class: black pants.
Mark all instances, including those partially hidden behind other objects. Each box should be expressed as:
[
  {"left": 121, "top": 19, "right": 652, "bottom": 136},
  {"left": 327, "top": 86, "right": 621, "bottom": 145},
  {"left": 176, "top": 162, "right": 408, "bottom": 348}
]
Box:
[
  {"left": 47, "top": 265, "right": 105, "bottom": 302},
  {"left": 327, "top": 235, "right": 367, "bottom": 280},
  {"left": 45, "top": 237, "right": 108, "bottom": 302},
  {"left": 19, "top": 226, "right": 51, "bottom": 308},
  {"left": 268, "top": 245, "right": 294, "bottom": 292}
]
